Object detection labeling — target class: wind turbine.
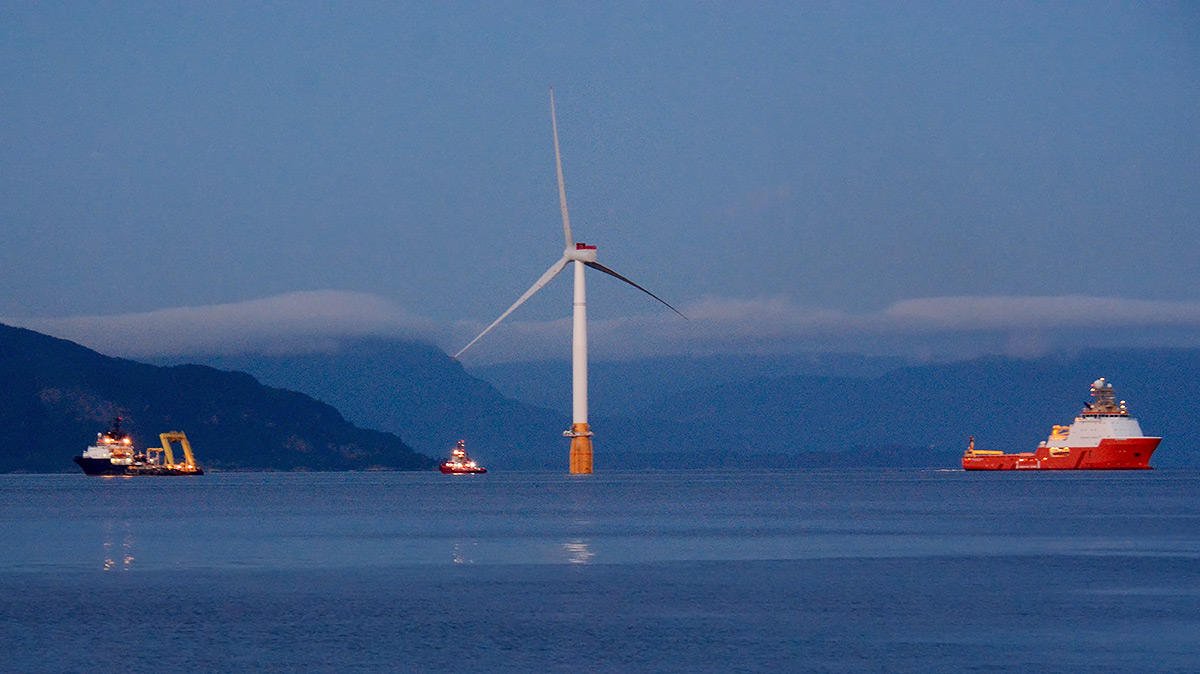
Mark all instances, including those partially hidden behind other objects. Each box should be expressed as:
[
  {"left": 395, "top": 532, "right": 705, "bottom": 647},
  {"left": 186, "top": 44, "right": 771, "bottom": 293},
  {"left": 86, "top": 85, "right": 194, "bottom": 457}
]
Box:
[{"left": 454, "top": 89, "right": 684, "bottom": 474}]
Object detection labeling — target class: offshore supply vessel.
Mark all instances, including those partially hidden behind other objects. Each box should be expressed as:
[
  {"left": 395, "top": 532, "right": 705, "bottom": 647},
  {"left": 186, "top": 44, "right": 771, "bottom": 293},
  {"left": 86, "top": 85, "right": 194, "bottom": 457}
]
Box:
[
  {"left": 440, "top": 439, "right": 487, "bottom": 474},
  {"left": 73, "top": 418, "right": 204, "bottom": 476},
  {"left": 963, "top": 378, "right": 1161, "bottom": 470}
]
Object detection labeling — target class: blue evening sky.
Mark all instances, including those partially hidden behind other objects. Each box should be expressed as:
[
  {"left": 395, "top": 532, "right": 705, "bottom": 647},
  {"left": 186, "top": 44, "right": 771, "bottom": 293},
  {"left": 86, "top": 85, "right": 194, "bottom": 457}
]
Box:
[{"left": 2, "top": 2, "right": 1198, "bottom": 359}]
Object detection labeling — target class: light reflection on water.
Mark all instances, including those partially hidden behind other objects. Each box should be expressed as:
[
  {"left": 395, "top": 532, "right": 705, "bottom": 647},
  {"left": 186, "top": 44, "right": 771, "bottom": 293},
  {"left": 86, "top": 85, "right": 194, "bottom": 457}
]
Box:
[
  {"left": 562, "top": 539, "right": 594, "bottom": 564},
  {"left": 0, "top": 470, "right": 1197, "bottom": 572},
  {"left": 101, "top": 520, "right": 134, "bottom": 572},
  {"left": 451, "top": 541, "right": 475, "bottom": 565}
]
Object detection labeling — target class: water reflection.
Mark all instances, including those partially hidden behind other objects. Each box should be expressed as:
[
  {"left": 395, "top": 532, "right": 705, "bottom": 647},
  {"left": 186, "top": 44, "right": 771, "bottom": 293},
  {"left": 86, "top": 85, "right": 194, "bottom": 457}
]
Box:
[
  {"left": 562, "top": 539, "right": 594, "bottom": 565},
  {"left": 451, "top": 541, "right": 475, "bottom": 565},
  {"left": 102, "top": 520, "right": 135, "bottom": 572}
]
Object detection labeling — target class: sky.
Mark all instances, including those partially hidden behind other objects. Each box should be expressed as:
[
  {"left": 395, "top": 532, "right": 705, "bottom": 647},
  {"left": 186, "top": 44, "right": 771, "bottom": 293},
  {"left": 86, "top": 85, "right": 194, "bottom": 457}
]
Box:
[{"left": 3, "top": 2, "right": 1199, "bottom": 363}]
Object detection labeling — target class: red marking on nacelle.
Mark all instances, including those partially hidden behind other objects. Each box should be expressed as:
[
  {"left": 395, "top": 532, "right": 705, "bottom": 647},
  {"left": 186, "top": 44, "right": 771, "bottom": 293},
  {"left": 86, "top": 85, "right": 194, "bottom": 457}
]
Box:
[{"left": 576, "top": 243, "right": 597, "bottom": 250}]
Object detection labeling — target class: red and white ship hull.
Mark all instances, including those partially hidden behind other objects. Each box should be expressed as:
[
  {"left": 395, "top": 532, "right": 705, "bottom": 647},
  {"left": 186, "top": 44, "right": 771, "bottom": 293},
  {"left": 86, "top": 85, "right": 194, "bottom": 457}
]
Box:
[{"left": 962, "top": 437, "right": 1160, "bottom": 470}]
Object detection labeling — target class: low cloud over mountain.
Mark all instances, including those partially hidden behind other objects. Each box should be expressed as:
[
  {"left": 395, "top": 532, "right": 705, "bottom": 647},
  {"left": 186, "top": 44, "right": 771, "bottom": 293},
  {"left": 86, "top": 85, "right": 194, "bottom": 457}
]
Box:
[
  {"left": 6, "top": 291, "right": 443, "bottom": 359},
  {"left": 457, "top": 294, "right": 1200, "bottom": 363},
  {"left": 7, "top": 291, "right": 1200, "bottom": 363}
]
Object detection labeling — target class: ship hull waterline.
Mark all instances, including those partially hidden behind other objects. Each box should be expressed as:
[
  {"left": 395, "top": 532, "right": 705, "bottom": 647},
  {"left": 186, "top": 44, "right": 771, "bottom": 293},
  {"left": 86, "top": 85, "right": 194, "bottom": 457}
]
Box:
[
  {"left": 73, "top": 456, "right": 205, "bottom": 476},
  {"left": 439, "top": 464, "right": 487, "bottom": 474},
  {"left": 962, "top": 437, "right": 1161, "bottom": 471}
]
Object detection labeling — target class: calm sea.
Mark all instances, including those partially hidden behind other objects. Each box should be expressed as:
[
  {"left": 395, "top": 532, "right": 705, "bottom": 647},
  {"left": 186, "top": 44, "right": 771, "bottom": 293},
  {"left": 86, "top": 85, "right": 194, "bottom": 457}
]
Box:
[{"left": 1, "top": 469, "right": 1198, "bottom": 672}]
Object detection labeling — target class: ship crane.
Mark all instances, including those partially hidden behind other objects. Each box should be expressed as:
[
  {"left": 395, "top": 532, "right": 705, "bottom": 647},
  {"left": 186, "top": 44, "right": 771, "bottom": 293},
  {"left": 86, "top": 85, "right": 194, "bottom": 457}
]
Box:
[{"left": 147, "top": 431, "right": 200, "bottom": 468}]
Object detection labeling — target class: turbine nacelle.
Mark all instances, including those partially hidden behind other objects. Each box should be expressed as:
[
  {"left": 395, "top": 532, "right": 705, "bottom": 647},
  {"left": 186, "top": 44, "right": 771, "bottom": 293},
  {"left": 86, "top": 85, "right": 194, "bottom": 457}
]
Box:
[{"left": 565, "top": 242, "right": 598, "bottom": 263}]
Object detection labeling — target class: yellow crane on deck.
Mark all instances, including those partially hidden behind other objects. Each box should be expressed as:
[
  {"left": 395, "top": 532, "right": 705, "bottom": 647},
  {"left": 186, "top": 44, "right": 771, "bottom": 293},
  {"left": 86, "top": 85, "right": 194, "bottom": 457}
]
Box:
[{"left": 146, "top": 431, "right": 200, "bottom": 469}]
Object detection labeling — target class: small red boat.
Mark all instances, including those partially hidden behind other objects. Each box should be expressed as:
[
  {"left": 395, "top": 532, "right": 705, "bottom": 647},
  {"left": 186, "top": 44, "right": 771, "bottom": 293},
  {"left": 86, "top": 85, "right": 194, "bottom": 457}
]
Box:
[
  {"left": 440, "top": 440, "right": 487, "bottom": 474},
  {"left": 963, "top": 378, "right": 1161, "bottom": 471}
]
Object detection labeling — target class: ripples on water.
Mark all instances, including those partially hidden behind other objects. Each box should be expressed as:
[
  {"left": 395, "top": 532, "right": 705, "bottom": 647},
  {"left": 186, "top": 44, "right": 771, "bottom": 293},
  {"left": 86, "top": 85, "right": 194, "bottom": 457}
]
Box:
[{"left": 2, "top": 470, "right": 1198, "bottom": 671}]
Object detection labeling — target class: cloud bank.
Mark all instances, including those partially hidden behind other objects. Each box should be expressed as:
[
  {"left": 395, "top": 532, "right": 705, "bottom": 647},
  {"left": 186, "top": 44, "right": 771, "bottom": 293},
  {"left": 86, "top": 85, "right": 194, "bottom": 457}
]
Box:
[
  {"left": 4, "top": 291, "right": 443, "bottom": 359},
  {"left": 455, "top": 295, "right": 1200, "bottom": 363},
  {"left": 6, "top": 291, "right": 1200, "bottom": 364}
]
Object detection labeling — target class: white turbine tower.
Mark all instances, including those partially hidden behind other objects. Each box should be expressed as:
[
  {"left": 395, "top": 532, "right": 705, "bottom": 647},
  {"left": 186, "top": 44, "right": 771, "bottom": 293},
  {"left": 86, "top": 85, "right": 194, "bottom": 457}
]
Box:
[{"left": 455, "top": 89, "right": 683, "bottom": 474}]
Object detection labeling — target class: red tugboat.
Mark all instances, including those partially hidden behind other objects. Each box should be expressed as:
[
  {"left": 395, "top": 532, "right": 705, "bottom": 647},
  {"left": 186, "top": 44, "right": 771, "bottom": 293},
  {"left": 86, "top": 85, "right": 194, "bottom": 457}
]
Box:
[
  {"left": 440, "top": 440, "right": 487, "bottom": 474},
  {"left": 963, "top": 378, "right": 1161, "bottom": 470}
]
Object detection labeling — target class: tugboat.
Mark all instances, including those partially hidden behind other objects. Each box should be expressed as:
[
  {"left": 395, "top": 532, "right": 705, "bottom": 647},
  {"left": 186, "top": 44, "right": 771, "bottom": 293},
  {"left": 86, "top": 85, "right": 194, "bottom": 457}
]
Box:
[
  {"left": 74, "top": 418, "right": 204, "bottom": 476},
  {"left": 440, "top": 440, "right": 487, "bottom": 474},
  {"left": 963, "top": 378, "right": 1161, "bottom": 470}
]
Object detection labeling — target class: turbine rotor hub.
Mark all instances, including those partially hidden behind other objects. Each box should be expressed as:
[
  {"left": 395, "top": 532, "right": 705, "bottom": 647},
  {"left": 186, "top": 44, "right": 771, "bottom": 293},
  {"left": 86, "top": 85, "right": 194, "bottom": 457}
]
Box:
[{"left": 566, "top": 242, "right": 598, "bottom": 262}]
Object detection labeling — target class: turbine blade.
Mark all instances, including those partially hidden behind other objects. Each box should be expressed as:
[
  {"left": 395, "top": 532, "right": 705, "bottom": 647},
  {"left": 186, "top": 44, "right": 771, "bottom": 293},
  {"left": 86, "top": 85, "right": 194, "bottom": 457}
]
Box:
[
  {"left": 583, "top": 261, "right": 687, "bottom": 319},
  {"left": 550, "top": 88, "right": 574, "bottom": 248},
  {"left": 454, "top": 257, "right": 571, "bottom": 358}
]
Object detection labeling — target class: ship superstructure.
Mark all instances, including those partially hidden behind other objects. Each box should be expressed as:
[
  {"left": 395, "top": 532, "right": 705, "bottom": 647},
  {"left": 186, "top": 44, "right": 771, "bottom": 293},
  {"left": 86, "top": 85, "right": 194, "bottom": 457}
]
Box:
[
  {"left": 77, "top": 417, "right": 137, "bottom": 469},
  {"left": 963, "top": 378, "right": 1161, "bottom": 470}
]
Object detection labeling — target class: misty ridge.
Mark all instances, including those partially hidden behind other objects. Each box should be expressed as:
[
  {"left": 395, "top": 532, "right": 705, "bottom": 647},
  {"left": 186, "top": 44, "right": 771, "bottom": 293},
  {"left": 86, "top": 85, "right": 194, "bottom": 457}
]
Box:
[
  {"left": 163, "top": 335, "right": 1200, "bottom": 471},
  {"left": 0, "top": 324, "right": 433, "bottom": 473},
  {"left": 4, "top": 301, "right": 1199, "bottom": 473},
  {"left": 9, "top": 291, "right": 1200, "bottom": 365},
  {"left": 4, "top": 315, "right": 1198, "bottom": 473}
]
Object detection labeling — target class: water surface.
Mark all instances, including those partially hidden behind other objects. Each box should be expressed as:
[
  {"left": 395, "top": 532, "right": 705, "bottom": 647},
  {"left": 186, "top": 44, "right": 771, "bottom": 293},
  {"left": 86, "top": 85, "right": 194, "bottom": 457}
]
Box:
[{"left": 2, "top": 470, "right": 1197, "bottom": 671}]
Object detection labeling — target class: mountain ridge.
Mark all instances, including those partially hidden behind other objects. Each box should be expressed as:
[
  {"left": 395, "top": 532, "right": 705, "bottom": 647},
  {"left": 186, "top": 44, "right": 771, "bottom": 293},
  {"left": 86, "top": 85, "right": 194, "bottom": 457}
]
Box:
[
  {"left": 0, "top": 323, "right": 435, "bottom": 473},
  {"left": 176, "top": 338, "right": 565, "bottom": 469},
  {"left": 169, "top": 336, "right": 1198, "bottom": 470}
]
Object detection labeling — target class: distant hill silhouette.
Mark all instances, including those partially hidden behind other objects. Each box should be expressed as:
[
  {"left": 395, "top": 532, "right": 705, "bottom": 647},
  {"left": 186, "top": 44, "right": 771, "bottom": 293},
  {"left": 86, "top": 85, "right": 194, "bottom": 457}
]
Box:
[
  {"left": 176, "top": 339, "right": 566, "bottom": 469},
  {"left": 0, "top": 324, "right": 435, "bottom": 473},
  {"left": 176, "top": 337, "right": 1199, "bottom": 470},
  {"left": 596, "top": 350, "right": 1198, "bottom": 468},
  {"left": 469, "top": 353, "right": 908, "bottom": 418}
]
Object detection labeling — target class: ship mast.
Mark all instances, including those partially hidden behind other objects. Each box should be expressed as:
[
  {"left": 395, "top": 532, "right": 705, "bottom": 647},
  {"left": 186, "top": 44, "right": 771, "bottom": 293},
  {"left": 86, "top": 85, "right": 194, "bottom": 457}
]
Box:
[{"left": 1084, "top": 378, "right": 1128, "bottom": 416}]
